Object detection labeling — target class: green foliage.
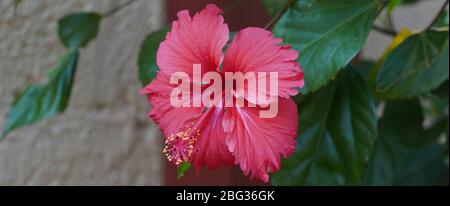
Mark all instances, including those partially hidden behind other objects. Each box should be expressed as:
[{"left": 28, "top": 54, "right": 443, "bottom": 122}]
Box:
[
  {"left": 433, "top": 10, "right": 449, "bottom": 28},
  {"left": 2, "top": 50, "right": 79, "bottom": 138},
  {"left": 393, "top": 144, "right": 448, "bottom": 186},
  {"left": 422, "top": 93, "right": 449, "bottom": 120},
  {"left": 273, "top": 0, "right": 378, "bottom": 93},
  {"left": 374, "top": 31, "right": 449, "bottom": 99},
  {"left": 58, "top": 12, "right": 101, "bottom": 49},
  {"left": 271, "top": 67, "right": 377, "bottom": 185},
  {"left": 177, "top": 162, "right": 191, "bottom": 179},
  {"left": 352, "top": 60, "right": 375, "bottom": 82},
  {"left": 364, "top": 100, "right": 448, "bottom": 185},
  {"left": 138, "top": 28, "right": 168, "bottom": 86},
  {"left": 387, "top": 0, "right": 402, "bottom": 14},
  {"left": 3, "top": 11, "right": 102, "bottom": 138},
  {"left": 387, "top": 0, "right": 420, "bottom": 14}
]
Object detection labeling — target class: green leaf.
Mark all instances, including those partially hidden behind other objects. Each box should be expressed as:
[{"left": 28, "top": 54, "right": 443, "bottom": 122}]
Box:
[
  {"left": 261, "top": 0, "right": 289, "bottom": 17},
  {"left": 177, "top": 162, "right": 191, "bottom": 179},
  {"left": 375, "top": 30, "right": 449, "bottom": 99},
  {"left": 58, "top": 12, "right": 101, "bottom": 49},
  {"left": 386, "top": 0, "right": 420, "bottom": 14},
  {"left": 138, "top": 28, "right": 168, "bottom": 86},
  {"left": 352, "top": 60, "right": 375, "bottom": 82},
  {"left": 271, "top": 67, "right": 377, "bottom": 185},
  {"left": 445, "top": 151, "right": 449, "bottom": 167},
  {"left": 393, "top": 144, "right": 449, "bottom": 186},
  {"left": 431, "top": 80, "right": 449, "bottom": 98},
  {"left": 1, "top": 50, "right": 79, "bottom": 139},
  {"left": 421, "top": 117, "right": 449, "bottom": 146},
  {"left": 421, "top": 93, "right": 449, "bottom": 120},
  {"left": 273, "top": 0, "right": 378, "bottom": 93},
  {"left": 423, "top": 81, "right": 449, "bottom": 131},
  {"left": 433, "top": 10, "right": 449, "bottom": 28},
  {"left": 387, "top": 0, "right": 402, "bottom": 14},
  {"left": 364, "top": 99, "right": 448, "bottom": 186}
]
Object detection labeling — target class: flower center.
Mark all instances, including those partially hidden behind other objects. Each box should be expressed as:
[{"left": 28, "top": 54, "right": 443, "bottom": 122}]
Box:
[{"left": 163, "top": 126, "right": 199, "bottom": 165}]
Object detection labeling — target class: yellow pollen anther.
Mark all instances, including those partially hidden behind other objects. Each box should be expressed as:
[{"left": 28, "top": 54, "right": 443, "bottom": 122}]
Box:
[{"left": 162, "top": 126, "right": 199, "bottom": 166}]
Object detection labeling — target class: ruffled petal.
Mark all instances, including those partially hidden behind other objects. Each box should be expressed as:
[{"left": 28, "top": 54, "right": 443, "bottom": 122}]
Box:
[
  {"left": 142, "top": 4, "right": 228, "bottom": 136},
  {"left": 141, "top": 73, "right": 203, "bottom": 136},
  {"left": 222, "top": 27, "right": 304, "bottom": 101},
  {"left": 222, "top": 98, "right": 298, "bottom": 182},
  {"left": 157, "top": 4, "right": 229, "bottom": 76},
  {"left": 192, "top": 107, "right": 235, "bottom": 170}
]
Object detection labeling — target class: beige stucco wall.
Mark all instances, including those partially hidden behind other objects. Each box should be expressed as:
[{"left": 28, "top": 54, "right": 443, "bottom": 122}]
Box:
[{"left": 0, "top": 0, "right": 164, "bottom": 185}]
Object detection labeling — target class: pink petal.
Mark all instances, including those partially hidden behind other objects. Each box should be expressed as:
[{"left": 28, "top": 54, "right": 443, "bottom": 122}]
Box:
[
  {"left": 142, "top": 74, "right": 234, "bottom": 169},
  {"left": 222, "top": 27, "right": 304, "bottom": 101},
  {"left": 157, "top": 4, "right": 229, "bottom": 77},
  {"left": 141, "top": 73, "right": 203, "bottom": 136},
  {"left": 223, "top": 98, "right": 298, "bottom": 182},
  {"left": 192, "top": 107, "right": 235, "bottom": 170},
  {"left": 142, "top": 4, "right": 228, "bottom": 136}
]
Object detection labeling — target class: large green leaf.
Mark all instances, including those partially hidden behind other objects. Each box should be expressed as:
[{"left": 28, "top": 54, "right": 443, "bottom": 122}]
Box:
[
  {"left": 1, "top": 50, "right": 79, "bottom": 138},
  {"left": 271, "top": 67, "right": 377, "bottom": 185},
  {"left": 137, "top": 28, "right": 167, "bottom": 86},
  {"left": 364, "top": 100, "right": 449, "bottom": 186},
  {"left": 58, "top": 12, "right": 101, "bottom": 49},
  {"left": 375, "top": 31, "right": 449, "bottom": 99},
  {"left": 273, "top": 0, "right": 378, "bottom": 93},
  {"left": 393, "top": 144, "right": 449, "bottom": 186}
]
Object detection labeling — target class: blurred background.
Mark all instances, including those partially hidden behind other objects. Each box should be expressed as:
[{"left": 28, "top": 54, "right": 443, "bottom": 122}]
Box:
[{"left": 0, "top": 0, "right": 447, "bottom": 185}]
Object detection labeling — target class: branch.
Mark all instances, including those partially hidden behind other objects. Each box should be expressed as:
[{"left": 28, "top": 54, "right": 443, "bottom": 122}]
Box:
[
  {"left": 376, "top": 0, "right": 389, "bottom": 17},
  {"left": 386, "top": 13, "right": 396, "bottom": 31},
  {"left": 103, "top": 0, "right": 140, "bottom": 18},
  {"left": 426, "top": 0, "right": 449, "bottom": 30},
  {"left": 372, "top": 25, "right": 397, "bottom": 37},
  {"left": 264, "top": 0, "right": 296, "bottom": 30}
]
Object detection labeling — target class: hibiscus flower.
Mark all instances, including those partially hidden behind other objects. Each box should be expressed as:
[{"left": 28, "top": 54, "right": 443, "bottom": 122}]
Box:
[{"left": 140, "top": 4, "right": 304, "bottom": 182}]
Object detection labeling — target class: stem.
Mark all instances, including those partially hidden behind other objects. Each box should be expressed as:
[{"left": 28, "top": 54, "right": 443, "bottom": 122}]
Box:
[
  {"left": 264, "top": 0, "right": 295, "bottom": 30},
  {"left": 376, "top": 0, "right": 389, "bottom": 17},
  {"left": 103, "top": 0, "right": 140, "bottom": 18},
  {"left": 373, "top": 24, "right": 397, "bottom": 36},
  {"left": 372, "top": 0, "right": 398, "bottom": 37},
  {"left": 426, "top": 0, "right": 449, "bottom": 30},
  {"left": 387, "top": 14, "right": 396, "bottom": 31}
]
